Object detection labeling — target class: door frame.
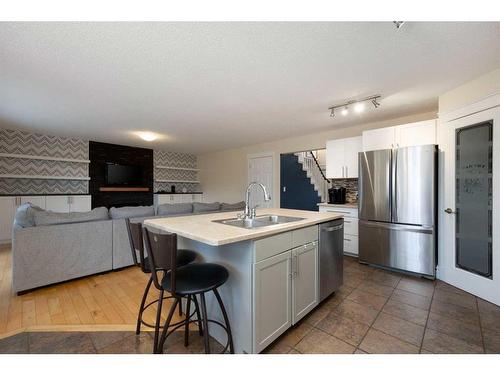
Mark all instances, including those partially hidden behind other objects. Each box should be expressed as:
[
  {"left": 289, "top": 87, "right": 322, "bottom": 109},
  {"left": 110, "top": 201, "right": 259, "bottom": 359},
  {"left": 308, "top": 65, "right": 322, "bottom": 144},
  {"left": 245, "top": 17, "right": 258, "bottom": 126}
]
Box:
[
  {"left": 438, "top": 94, "right": 500, "bottom": 305},
  {"left": 247, "top": 152, "right": 275, "bottom": 208}
]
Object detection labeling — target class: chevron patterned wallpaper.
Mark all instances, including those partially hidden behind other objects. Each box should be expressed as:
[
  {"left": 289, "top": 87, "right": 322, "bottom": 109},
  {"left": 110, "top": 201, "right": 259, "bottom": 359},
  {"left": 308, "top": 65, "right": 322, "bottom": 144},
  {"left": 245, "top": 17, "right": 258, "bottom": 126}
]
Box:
[
  {"left": 0, "top": 128, "right": 200, "bottom": 195},
  {"left": 154, "top": 150, "right": 200, "bottom": 193},
  {"left": 0, "top": 129, "right": 89, "bottom": 195}
]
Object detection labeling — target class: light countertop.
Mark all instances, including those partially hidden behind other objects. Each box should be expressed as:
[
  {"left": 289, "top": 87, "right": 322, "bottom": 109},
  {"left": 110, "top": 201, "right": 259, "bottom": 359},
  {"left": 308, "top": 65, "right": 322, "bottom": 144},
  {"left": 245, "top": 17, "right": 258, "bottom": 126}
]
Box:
[
  {"left": 317, "top": 203, "right": 358, "bottom": 208},
  {"left": 144, "top": 208, "right": 342, "bottom": 246}
]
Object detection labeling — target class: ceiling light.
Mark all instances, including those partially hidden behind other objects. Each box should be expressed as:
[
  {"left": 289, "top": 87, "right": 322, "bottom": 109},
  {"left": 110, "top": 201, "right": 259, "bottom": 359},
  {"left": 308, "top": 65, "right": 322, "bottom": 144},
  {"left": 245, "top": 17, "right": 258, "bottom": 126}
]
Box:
[
  {"left": 328, "top": 95, "right": 381, "bottom": 120},
  {"left": 136, "top": 131, "right": 159, "bottom": 142},
  {"left": 354, "top": 102, "right": 365, "bottom": 113}
]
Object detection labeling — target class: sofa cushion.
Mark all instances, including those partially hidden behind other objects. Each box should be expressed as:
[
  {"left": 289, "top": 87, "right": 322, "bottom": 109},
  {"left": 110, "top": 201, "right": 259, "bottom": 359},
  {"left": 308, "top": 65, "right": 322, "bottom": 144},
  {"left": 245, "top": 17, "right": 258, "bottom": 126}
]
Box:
[
  {"left": 14, "top": 203, "right": 44, "bottom": 228},
  {"left": 157, "top": 203, "right": 193, "bottom": 216},
  {"left": 109, "top": 205, "right": 155, "bottom": 219},
  {"left": 34, "top": 206, "right": 109, "bottom": 226},
  {"left": 193, "top": 202, "right": 221, "bottom": 213},
  {"left": 221, "top": 201, "right": 246, "bottom": 211}
]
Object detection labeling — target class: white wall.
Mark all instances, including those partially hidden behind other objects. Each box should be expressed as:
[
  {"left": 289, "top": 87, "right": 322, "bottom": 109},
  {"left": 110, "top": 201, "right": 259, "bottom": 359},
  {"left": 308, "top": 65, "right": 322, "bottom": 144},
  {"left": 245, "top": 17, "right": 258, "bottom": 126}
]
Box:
[
  {"left": 439, "top": 66, "right": 500, "bottom": 115},
  {"left": 198, "top": 111, "right": 436, "bottom": 206}
]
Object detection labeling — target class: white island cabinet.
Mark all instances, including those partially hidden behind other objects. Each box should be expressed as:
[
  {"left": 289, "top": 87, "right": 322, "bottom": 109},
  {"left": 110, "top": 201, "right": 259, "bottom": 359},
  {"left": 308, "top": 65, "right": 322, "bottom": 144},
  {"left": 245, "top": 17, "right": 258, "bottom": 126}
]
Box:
[{"left": 144, "top": 208, "right": 339, "bottom": 353}]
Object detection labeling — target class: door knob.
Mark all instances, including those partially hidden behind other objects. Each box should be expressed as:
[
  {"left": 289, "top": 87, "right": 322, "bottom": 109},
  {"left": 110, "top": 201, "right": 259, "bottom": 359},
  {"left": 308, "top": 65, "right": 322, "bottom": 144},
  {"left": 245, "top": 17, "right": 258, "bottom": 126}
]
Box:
[{"left": 444, "top": 208, "right": 455, "bottom": 214}]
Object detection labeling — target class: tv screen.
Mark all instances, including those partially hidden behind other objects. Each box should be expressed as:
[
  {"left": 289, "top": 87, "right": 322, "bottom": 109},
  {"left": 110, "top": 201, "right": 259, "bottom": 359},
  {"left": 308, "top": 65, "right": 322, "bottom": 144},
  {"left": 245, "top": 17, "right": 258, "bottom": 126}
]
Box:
[{"left": 105, "top": 163, "right": 142, "bottom": 186}]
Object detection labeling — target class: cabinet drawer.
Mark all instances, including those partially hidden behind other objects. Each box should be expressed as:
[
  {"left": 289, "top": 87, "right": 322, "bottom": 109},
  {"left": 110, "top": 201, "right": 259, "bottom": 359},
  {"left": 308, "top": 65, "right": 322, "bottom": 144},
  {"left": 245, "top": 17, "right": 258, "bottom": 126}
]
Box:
[
  {"left": 254, "top": 232, "right": 292, "bottom": 262},
  {"left": 343, "top": 218, "right": 358, "bottom": 236},
  {"left": 344, "top": 234, "right": 359, "bottom": 256},
  {"left": 321, "top": 207, "right": 358, "bottom": 218},
  {"left": 291, "top": 225, "right": 318, "bottom": 248}
]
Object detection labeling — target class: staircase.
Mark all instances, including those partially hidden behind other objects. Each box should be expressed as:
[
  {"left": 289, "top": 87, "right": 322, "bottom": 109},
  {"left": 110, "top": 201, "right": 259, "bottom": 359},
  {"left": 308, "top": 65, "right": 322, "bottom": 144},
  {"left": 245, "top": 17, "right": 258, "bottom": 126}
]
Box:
[{"left": 294, "top": 151, "right": 330, "bottom": 202}]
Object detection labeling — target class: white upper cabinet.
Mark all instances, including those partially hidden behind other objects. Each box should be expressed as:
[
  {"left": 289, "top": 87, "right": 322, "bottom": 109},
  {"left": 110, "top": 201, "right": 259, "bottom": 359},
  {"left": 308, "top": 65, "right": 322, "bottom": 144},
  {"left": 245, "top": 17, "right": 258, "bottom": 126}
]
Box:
[
  {"left": 362, "top": 126, "right": 396, "bottom": 151},
  {"left": 326, "top": 136, "right": 362, "bottom": 179},
  {"left": 362, "top": 120, "right": 437, "bottom": 151},
  {"left": 395, "top": 120, "right": 437, "bottom": 148}
]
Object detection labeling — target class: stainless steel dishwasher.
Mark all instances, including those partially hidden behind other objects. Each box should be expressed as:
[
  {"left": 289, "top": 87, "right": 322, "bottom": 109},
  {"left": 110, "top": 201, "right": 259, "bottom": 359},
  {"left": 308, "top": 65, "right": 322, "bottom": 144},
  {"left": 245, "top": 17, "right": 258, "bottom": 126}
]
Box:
[{"left": 319, "top": 219, "right": 344, "bottom": 302}]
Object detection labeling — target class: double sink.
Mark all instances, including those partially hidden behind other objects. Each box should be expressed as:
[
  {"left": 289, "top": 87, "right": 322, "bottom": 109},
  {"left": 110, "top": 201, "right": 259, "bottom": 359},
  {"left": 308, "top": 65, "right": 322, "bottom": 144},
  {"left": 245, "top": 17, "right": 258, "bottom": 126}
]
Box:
[{"left": 213, "top": 214, "right": 305, "bottom": 229}]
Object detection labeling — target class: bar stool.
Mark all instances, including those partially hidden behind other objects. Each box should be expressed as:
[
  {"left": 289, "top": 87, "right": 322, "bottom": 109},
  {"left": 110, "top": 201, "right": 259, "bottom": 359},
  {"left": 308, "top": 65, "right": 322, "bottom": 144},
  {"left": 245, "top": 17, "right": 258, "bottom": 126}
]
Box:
[
  {"left": 143, "top": 226, "right": 234, "bottom": 354},
  {"left": 125, "top": 219, "right": 201, "bottom": 352}
]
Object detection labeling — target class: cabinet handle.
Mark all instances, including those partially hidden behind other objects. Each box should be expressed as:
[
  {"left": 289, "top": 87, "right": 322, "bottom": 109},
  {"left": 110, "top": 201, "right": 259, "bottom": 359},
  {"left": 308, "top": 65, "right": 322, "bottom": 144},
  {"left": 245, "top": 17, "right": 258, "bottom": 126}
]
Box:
[
  {"left": 344, "top": 238, "right": 351, "bottom": 242},
  {"left": 344, "top": 220, "right": 351, "bottom": 223}
]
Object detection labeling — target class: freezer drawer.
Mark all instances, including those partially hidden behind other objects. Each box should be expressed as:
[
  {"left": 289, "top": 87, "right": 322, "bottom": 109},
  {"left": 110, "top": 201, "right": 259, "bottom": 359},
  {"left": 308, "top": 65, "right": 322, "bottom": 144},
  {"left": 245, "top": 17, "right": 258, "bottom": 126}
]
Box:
[{"left": 358, "top": 220, "right": 435, "bottom": 277}]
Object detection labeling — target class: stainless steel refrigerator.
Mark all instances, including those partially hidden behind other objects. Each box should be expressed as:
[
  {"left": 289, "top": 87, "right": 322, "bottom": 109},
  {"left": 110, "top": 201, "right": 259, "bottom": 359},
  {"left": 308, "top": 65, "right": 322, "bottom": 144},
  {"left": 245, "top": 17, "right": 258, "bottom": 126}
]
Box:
[{"left": 358, "top": 145, "right": 437, "bottom": 277}]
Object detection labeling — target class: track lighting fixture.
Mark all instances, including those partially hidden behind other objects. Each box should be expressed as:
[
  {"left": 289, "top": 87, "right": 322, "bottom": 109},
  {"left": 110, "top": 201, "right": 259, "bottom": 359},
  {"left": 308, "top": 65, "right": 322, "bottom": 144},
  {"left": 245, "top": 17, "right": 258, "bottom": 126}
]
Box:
[
  {"left": 328, "top": 95, "right": 381, "bottom": 119},
  {"left": 393, "top": 21, "right": 405, "bottom": 29}
]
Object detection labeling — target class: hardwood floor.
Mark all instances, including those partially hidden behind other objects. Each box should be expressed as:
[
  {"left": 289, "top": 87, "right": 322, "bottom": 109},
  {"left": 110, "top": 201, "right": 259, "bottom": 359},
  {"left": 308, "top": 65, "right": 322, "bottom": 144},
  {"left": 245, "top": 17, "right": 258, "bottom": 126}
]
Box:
[{"left": 0, "top": 244, "right": 183, "bottom": 338}]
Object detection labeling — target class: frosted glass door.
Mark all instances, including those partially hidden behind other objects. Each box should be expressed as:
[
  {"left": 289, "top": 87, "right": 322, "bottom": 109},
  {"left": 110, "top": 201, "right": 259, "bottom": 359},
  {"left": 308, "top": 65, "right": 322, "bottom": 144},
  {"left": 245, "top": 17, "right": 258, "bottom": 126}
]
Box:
[{"left": 455, "top": 121, "right": 493, "bottom": 278}]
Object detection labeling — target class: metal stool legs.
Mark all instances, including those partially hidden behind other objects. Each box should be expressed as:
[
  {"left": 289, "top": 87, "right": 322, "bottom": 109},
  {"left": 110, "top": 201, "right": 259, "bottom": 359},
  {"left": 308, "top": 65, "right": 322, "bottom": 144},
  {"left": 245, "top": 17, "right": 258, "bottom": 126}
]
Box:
[{"left": 213, "top": 288, "right": 234, "bottom": 354}]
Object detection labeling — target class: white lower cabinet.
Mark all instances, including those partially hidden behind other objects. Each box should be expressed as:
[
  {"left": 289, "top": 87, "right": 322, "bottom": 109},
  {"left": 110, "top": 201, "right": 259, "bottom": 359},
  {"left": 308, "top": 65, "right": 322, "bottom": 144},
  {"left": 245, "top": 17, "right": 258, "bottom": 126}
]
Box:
[
  {"left": 45, "top": 196, "right": 70, "bottom": 213},
  {"left": 69, "top": 195, "right": 92, "bottom": 212},
  {"left": 252, "top": 226, "right": 319, "bottom": 353},
  {"left": 0, "top": 197, "right": 16, "bottom": 243},
  {"left": 155, "top": 193, "right": 203, "bottom": 206},
  {"left": 318, "top": 205, "right": 359, "bottom": 256},
  {"left": 253, "top": 251, "right": 292, "bottom": 353},
  {"left": 292, "top": 241, "right": 319, "bottom": 324}
]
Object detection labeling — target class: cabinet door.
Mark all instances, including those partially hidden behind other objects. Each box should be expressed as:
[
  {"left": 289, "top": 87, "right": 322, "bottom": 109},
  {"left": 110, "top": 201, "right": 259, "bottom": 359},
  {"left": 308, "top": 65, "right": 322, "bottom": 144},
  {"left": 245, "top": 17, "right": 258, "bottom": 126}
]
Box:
[
  {"left": 70, "top": 196, "right": 91, "bottom": 212},
  {"left": 0, "top": 197, "right": 16, "bottom": 243},
  {"left": 45, "top": 196, "right": 70, "bottom": 213},
  {"left": 343, "top": 136, "right": 362, "bottom": 178},
  {"left": 20, "top": 196, "right": 46, "bottom": 209},
  {"left": 326, "top": 139, "right": 345, "bottom": 178},
  {"left": 292, "top": 242, "right": 318, "bottom": 324},
  {"left": 180, "top": 194, "right": 193, "bottom": 203},
  {"left": 253, "top": 250, "right": 292, "bottom": 353},
  {"left": 172, "top": 195, "right": 183, "bottom": 203},
  {"left": 395, "top": 120, "right": 436, "bottom": 148},
  {"left": 193, "top": 194, "right": 203, "bottom": 203},
  {"left": 157, "top": 194, "right": 172, "bottom": 205},
  {"left": 362, "top": 127, "right": 396, "bottom": 151}
]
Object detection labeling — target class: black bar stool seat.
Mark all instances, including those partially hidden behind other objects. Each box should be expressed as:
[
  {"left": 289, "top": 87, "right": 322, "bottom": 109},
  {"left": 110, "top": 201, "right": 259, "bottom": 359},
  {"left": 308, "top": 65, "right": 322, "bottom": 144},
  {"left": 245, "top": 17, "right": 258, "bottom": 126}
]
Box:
[{"left": 161, "top": 263, "right": 229, "bottom": 295}]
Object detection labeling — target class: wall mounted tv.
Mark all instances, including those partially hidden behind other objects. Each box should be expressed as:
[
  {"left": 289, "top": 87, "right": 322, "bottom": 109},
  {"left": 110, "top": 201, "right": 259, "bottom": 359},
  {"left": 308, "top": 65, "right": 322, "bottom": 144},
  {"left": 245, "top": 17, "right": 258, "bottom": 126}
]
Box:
[{"left": 105, "top": 163, "right": 143, "bottom": 186}]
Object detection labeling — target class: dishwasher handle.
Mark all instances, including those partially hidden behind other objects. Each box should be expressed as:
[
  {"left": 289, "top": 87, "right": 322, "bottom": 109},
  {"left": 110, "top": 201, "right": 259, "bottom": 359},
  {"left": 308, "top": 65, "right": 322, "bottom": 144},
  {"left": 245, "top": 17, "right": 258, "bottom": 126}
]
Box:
[{"left": 322, "top": 224, "right": 344, "bottom": 232}]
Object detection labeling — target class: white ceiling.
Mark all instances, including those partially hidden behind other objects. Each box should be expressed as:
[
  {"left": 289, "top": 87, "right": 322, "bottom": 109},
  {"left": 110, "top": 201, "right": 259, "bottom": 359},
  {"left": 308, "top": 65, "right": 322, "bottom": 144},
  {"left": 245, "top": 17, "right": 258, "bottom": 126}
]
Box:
[{"left": 1, "top": 22, "right": 499, "bottom": 154}]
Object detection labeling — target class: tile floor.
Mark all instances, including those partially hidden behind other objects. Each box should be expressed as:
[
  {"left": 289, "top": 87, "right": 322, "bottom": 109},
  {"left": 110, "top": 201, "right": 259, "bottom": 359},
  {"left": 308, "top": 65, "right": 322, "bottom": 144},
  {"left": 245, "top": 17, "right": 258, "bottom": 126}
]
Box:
[
  {"left": 1, "top": 256, "right": 499, "bottom": 354},
  {"left": 263, "top": 256, "right": 500, "bottom": 354}
]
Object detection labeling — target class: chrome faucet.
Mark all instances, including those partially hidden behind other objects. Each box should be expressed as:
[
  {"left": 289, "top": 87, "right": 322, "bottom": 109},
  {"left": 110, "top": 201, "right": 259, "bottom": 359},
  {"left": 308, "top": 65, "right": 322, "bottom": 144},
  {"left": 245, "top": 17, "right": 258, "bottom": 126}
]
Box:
[{"left": 243, "top": 182, "right": 271, "bottom": 219}]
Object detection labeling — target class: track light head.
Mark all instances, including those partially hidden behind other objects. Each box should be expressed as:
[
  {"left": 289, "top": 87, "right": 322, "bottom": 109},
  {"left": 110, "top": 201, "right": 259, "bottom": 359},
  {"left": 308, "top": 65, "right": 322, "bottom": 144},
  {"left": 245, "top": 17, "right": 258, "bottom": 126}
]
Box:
[
  {"left": 341, "top": 106, "right": 349, "bottom": 116},
  {"left": 330, "top": 108, "right": 335, "bottom": 117},
  {"left": 372, "top": 99, "right": 380, "bottom": 108},
  {"left": 393, "top": 21, "right": 405, "bottom": 29}
]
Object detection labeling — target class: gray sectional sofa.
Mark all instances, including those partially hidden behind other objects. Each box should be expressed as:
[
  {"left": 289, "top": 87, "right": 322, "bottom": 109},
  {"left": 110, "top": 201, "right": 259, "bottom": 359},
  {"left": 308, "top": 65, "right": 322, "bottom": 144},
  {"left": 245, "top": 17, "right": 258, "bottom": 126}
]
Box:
[{"left": 11, "top": 200, "right": 245, "bottom": 293}]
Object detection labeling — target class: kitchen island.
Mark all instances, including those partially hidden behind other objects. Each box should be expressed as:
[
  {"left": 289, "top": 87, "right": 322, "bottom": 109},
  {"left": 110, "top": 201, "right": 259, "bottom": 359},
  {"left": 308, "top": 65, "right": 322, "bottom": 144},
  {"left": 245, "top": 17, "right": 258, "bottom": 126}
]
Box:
[{"left": 144, "top": 208, "right": 342, "bottom": 353}]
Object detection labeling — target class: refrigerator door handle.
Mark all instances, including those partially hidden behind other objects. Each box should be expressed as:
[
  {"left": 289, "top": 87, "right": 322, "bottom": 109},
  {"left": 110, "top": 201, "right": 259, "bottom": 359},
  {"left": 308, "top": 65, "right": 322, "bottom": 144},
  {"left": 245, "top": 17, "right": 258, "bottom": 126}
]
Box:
[
  {"left": 391, "top": 148, "right": 397, "bottom": 223},
  {"left": 361, "top": 220, "right": 433, "bottom": 234}
]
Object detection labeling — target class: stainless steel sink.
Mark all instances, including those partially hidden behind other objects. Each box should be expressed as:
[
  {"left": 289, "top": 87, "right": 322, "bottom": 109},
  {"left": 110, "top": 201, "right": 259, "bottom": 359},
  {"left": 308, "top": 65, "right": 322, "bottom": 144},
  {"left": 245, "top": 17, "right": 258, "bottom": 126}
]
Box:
[{"left": 213, "top": 215, "right": 305, "bottom": 229}]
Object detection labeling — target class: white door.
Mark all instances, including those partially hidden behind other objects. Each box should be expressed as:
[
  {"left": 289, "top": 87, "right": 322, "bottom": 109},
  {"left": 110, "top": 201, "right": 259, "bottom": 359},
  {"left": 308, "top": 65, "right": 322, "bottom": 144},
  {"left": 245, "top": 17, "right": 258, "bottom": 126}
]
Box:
[
  {"left": 343, "top": 136, "right": 362, "bottom": 178},
  {"left": 362, "top": 126, "right": 396, "bottom": 151},
  {"left": 326, "top": 139, "right": 345, "bottom": 178},
  {"left": 396, "top": 120, "right": 437, "bottom": 148},
  {"left": 253, "top": 250, "right": 292, "bottom": 353},
  {"left": 248, "top": 154, "right": 273, "bottom": 209},
  {"left": 439, "top": 106, "right": 500, "bottom": 305},
  {"left": 69, "top": 196, "right": 91, "bottom": 212},
  {"left": 0, "top": 197, "right": 16, "bottom": 243},
  {"left": 292, "top": 241, "right": 318, "bottom": 324},
  {"left": 45, "top": 196, "right": 70, "bottom": 213},
  {"left": 20, "top": 196, "right": 46, "bottom": 209}
]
